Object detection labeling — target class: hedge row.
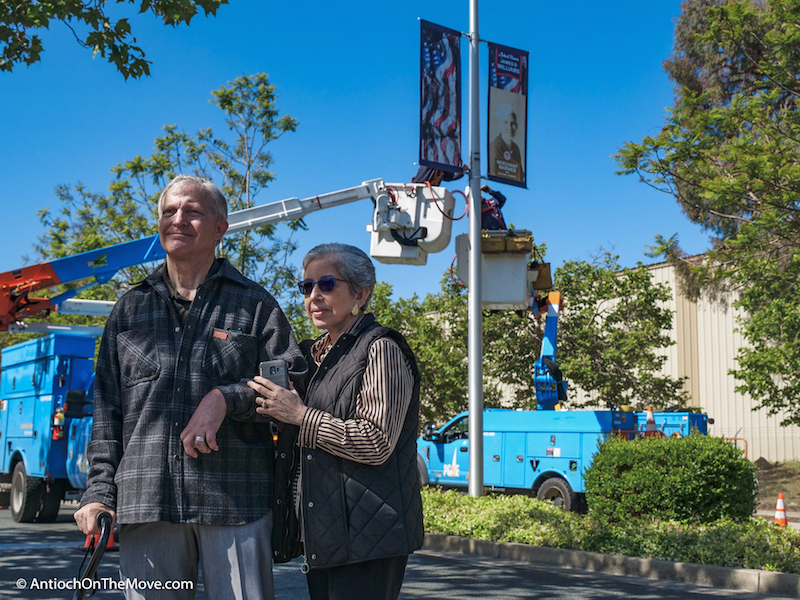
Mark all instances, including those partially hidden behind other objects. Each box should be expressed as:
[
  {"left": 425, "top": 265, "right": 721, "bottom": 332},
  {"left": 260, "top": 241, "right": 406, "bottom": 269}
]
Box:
[
  {"left": 422, "top": 487, "right": 800, "bottom": 574},
  {"left": 422, "top": 434, "right": 797, "bottom": 573}
]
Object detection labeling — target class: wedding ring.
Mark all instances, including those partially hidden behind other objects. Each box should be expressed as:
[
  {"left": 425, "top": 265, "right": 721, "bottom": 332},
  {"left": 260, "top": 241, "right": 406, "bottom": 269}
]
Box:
[{"left": 195, "top": 436, "right": 206, "bottom": 443}]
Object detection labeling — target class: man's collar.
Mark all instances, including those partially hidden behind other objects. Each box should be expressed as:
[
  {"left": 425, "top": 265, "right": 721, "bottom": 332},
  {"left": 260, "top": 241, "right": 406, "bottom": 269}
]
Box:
[{"left": 146, "top": 257, "right": 247, "bottom": 288}]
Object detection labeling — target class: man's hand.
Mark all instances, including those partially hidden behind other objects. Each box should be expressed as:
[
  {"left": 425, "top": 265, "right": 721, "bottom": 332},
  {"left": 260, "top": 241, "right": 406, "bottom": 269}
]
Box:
[
  {"left": 74, "top": 502, "right": 116, "bottom": 536},
  {"left": 180, "top": 388, "right": 227, "bottom": 458}
]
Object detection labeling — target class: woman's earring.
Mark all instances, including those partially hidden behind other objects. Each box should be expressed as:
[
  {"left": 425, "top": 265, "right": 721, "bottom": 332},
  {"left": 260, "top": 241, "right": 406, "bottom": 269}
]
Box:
[{"left": 351, "top": 304, "right": 360, "bottom": 316}]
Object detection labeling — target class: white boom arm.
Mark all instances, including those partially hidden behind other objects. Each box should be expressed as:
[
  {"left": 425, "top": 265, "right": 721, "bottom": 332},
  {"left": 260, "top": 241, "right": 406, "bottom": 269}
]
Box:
[
  {"left": 227, "top": 178, "right": 456, "bottom": 266},
  {"left": 227, "top": 179, "right": 385, "bottom": 235}
]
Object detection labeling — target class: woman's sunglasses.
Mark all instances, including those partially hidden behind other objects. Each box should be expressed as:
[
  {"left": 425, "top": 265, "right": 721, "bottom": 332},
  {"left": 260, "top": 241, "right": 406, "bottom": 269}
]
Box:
[{"left": 298, "top": 276, "right": 349, "bottom": 296}]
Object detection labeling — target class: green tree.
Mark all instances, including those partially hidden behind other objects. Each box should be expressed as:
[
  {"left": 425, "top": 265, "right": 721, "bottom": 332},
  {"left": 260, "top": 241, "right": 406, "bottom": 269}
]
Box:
[
  {"left": 615, "top": 0, "right": 800, "bottom": 425},
  {"left": 1, "top": 0, "right": 227, "bottom": 78},
  {"left": 23, "top": 73, "right": 300, "bottom": 337},
  {"left": 556, "top": 252, "right": 689, "bottom": 411}
]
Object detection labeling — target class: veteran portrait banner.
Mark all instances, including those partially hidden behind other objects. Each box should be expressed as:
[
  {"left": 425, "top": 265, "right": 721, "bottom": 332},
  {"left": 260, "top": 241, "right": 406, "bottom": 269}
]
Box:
[{"left": 487, "top": 42, "right": 528, "bottom": 188}]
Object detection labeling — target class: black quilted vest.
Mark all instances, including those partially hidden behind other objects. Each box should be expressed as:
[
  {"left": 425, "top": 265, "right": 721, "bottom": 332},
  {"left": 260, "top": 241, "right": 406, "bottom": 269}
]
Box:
[{"left": 297, "top": 315, "right": 424, "bottom": 569}]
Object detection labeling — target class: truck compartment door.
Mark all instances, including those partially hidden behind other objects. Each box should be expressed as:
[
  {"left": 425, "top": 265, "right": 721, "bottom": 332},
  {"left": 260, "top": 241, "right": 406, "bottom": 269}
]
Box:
[{"left": 502, "top": 432, "right": 526, "bottom": 487}]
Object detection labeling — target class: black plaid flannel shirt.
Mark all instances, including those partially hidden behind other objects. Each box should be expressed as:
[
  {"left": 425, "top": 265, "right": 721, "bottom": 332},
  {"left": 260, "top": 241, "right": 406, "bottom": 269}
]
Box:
[{"left": 81, "top": 259, "right": 307, "bottom": 525}]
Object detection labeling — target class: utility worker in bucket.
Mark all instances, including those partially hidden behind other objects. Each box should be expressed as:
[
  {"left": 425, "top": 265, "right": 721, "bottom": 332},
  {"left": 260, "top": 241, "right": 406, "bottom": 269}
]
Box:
[{"left": 481, "top": 184, "right": 507, "bottom": 230}]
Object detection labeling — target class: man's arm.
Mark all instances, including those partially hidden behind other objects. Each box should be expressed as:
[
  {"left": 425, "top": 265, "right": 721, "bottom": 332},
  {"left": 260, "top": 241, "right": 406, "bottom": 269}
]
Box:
[
  {"left": 217, "top": 299, "right": 308, "bottom": 421},
  {"left": 180, "top": 388, "right": 227, "bottom": 457},
  {"left": 75, "top": 502, "right": 116, "bottom": 536}
]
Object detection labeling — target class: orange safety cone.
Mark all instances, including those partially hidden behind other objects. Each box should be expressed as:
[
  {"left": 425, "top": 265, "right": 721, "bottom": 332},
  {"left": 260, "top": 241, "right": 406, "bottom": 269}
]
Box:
[
  {"left": 643, "top": 406, "right": 663, "bottom": 439},
  {"left": 775, "top": 492, "right": 788, "bottom": 528}
]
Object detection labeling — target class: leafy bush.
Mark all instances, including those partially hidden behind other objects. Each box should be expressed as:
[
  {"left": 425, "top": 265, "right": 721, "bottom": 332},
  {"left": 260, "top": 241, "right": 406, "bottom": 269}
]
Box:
[
  {"left": 583, "top": 434, "right": 756, "bottom": 524},
  {"left": 581, "top": 517, "right": 800, "bottom": 574},
  {"left": 421, "top": 487, "right": 800, "bottom": 574},
  {"left": 422, "top": 486, "right": 585, "bottom": 548}
]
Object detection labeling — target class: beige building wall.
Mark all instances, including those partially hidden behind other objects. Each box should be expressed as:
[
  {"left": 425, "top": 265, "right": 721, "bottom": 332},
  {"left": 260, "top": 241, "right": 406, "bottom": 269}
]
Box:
[{"left": 645, "top": 263, "right": 799, "bottom": 462}]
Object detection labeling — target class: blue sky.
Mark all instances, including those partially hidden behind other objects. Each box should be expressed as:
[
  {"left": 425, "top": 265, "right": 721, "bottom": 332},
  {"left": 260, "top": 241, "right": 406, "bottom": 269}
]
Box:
[{"left": 0, "top": 1, "right": 709, "bottom": 302}]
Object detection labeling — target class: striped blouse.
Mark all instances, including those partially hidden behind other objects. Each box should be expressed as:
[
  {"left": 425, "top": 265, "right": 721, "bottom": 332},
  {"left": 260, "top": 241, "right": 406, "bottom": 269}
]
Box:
[{"left": 298, "top": 327, "right": 414, "bottom": 465}]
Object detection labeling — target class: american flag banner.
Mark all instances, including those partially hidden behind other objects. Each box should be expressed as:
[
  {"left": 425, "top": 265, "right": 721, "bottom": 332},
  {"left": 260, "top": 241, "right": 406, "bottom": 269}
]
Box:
[
  {"left": 419, "top": 20, "right": 463, "bottom": 175},
  {"left": 487, "top": 42, "right": 528, "bottom": 188}
]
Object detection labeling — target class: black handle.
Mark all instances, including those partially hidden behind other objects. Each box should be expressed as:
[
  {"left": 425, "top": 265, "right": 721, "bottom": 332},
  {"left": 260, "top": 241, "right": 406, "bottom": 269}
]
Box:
[
  {"left": 96, "top": 510, "right": 113, "bottom": 530},
  {"left": 73, "top": 511, "right": 113, "bottom": 600}
]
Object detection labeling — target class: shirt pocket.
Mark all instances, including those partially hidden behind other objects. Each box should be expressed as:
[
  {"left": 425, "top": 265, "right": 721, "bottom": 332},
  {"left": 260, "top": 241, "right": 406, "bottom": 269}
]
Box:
[
  {"left": 116, "top": 329, "right": 161, "bottom": 388},
  {"left": 204, "top": 329, "right": 258, "bottom": 384}
]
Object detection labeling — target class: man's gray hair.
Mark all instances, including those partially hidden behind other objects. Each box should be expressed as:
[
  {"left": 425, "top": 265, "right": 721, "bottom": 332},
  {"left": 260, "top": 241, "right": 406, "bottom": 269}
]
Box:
[
  {"left": 303, "top": 243, "right": 376, "bottom": 309},
  {"left": 158, "top": 175, "right": 228, "bottom": 222}
]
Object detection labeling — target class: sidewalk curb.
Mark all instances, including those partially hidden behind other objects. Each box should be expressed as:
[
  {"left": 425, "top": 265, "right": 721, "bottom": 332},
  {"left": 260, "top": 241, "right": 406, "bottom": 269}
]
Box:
[{"left": 423, "top": 534, "right": 800, "bottom": 598}]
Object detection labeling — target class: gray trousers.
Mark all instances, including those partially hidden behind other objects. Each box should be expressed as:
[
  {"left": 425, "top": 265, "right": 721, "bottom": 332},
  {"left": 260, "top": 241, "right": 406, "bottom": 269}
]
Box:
[{"left": 118, "top": 512, "right": 273, "bottom": 600}]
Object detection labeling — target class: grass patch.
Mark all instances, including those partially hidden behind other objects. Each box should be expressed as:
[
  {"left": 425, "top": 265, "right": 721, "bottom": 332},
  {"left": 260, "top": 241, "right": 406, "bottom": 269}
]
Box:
[
  {"left": 755, "top": 460, "right": 800, "bottom": 511},
  {"left": 422, "top": 487, "right": 800, "bottom": 574}
]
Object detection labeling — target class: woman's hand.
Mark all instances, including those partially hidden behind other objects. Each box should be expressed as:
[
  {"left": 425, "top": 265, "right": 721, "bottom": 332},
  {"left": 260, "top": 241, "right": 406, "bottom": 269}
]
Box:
[{"left": 247, "top": 377, "right": 307, "bottom": 426}]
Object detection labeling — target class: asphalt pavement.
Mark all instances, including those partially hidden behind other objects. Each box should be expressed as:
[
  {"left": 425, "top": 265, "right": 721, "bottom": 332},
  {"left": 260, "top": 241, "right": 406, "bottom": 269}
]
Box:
[{"left": 2, "top": 502, "right": 799, "bottom": 600}]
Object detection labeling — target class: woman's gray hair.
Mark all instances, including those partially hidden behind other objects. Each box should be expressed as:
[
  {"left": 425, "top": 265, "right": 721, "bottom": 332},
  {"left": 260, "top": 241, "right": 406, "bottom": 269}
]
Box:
[
  {"left": 303, "top": 243, "right": 376, "bottom": 309},
  {"left": 157, "top": 175, "right": 228, "bottom": 222}
]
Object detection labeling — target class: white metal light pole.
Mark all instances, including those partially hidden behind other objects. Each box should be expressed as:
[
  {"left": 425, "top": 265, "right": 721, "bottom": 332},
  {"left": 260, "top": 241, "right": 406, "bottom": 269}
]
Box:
[{"left": 467, "top": 0, "right": 484, "bottom": 498}]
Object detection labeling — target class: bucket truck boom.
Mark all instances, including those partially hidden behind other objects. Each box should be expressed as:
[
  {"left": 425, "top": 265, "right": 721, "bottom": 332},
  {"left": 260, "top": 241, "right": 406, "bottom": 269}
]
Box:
[{"left": 0, "top": 179, "right": 455, "bottom": 330}]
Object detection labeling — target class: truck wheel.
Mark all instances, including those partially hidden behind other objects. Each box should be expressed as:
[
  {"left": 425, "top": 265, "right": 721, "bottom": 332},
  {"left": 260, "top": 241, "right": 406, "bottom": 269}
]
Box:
[
  {"left": 536, "top": 477, "right": 574, "bottom": 512},
  {"left": 416, "top": 454, "right": 430, "bottom": 487},
  {"left": 10, "top": 462, "right": 44, "bottom": 523},
  {"left": 37, "top": 480, "right": 66, "bottom": 522}
]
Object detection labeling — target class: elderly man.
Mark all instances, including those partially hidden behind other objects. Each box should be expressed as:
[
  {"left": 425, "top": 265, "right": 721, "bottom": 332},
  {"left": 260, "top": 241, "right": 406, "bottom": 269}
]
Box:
[
  {"left": 75, "top": 175, "right": 307, "bottom": 600},
  {"left": 488, "top": 103, "right": 524, "bottom": 182}
]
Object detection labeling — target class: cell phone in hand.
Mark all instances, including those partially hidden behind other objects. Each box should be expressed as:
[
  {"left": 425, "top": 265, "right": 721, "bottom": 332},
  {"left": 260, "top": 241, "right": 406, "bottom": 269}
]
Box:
[{"left": 259, "top": 359, "right": 288, "bottom": 389}]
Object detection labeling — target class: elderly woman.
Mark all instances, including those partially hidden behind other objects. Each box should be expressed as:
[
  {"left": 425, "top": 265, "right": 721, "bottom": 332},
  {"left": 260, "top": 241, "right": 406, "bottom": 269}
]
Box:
[{"left": 248, "top": 243, "right": 423, "bottom": 600}]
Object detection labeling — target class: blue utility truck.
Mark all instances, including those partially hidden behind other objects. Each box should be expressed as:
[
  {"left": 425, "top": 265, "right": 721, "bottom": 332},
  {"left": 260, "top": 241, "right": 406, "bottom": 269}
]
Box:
[
  {"left": 417, "top": 408, "right": 708, "bottom": 511},
  {"left": 417, "top": 408, "right": 637, "bottom": 511},
  {"left": 635, "top": 410, "right": 708, "bottom": 439},
  {"left": 0, "top": 334, "right": 95, "bottom": 521}
]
